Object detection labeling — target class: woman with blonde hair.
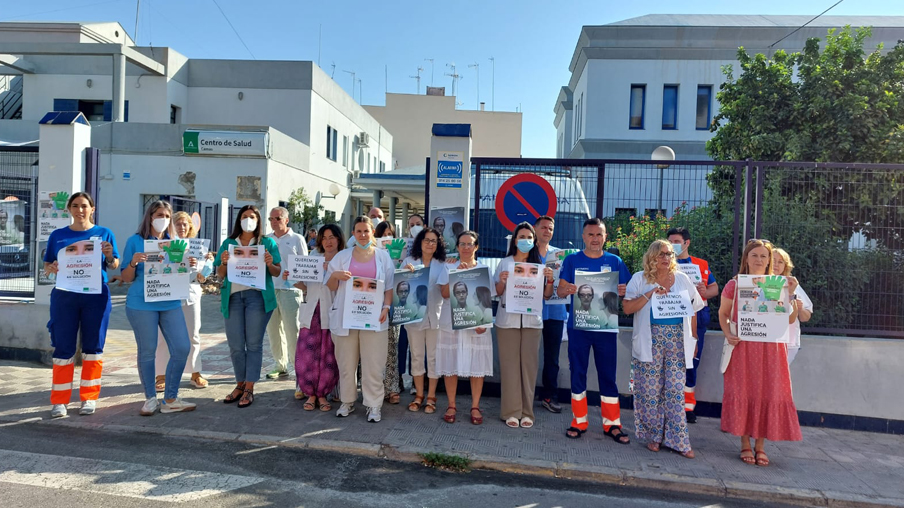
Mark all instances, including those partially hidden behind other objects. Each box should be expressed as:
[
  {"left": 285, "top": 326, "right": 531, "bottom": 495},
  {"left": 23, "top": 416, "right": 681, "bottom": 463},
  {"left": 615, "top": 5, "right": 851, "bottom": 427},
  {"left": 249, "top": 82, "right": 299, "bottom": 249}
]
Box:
[
  {"left": 623, "top": 240, "right": 704, "bottom": 458},
  {"left": 772, "top": 248, "right": 813, "bottom": 364},
  {"left": 719, "top": 239, "right": 802, "bottom": 467},
  {"left": 154, "top": 211, "right": 213, "bottom": 391}
]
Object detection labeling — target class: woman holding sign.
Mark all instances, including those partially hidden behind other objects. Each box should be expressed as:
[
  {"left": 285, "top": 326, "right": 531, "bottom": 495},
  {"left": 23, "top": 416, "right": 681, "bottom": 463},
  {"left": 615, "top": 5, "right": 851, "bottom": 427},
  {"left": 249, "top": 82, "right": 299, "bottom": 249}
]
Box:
[
  {"left": 326, "top": 216, "right": 395, "bottom": 423},
  {"left": 494, "top": 222, "right": 554, "bottom": 429},
  {"left": 402, "top": 227, "right": 448, "bottom": 416},
  {"left": 214, "top": 205, "right": 282, "bottom": 409},
  {"left": 154, "top": 211, "right": 212, "bottom": 391},
  {"left": 43, "top": 192, "right": 118, "bottom": 418},
  {"left": 437, "top": 230, "right": 495, "bottom": 425},
  {"left": 375, "top": 221, "right": 403, "bottom": 405},
  {"left": 121, "top": 201, "right": 195, "bottom": 416},
  {"left": 719, "top": 239, "right": 801, "bottom": 467},
  {"left": 289, "top": 224, "right": 343, "bottom": 412},
  {"left": 772, "top": 248, "right": 813, "bottom": 364},
  {"left": 623, "top": 240, "right": 705, "bottom": 458}
]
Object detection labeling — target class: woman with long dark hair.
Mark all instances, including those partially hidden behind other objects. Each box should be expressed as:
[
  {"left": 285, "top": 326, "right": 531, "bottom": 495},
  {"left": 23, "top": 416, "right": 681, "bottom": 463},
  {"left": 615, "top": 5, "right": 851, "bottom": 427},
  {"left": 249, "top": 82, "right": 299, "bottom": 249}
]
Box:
[
  {"left": 43, "top": 192, "right": 118, "bottom": 417},
  {"left": 121, "top": 200, "right": 194, "bottom": 415},
  {"left": 493, "top": 222, "right": 554, "bottom": 428},
  {"left": 214, "top": 205, "right": 282, "bottom": 408},
  {"left": 290, "top": 224, "right": 344, "bottom": 411}
]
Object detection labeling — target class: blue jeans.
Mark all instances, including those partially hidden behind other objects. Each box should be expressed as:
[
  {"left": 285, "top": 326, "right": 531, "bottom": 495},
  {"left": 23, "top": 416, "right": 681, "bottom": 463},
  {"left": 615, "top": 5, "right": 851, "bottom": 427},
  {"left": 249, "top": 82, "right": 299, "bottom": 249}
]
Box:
[
  {"left": 225, "top": 290, "right": 272, "bottom": 384},
  {"left": 126, "top": 306, "right": 189, "bottom": 400},
  {"left": 538, "top": 319, "right": 565, "bottom": 401}
]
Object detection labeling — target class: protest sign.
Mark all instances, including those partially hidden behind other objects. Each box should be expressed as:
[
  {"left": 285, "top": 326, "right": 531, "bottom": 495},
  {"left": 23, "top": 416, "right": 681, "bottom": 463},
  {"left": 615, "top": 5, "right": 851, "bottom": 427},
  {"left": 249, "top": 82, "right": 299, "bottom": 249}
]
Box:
[
  {"left": 228, "top": 244, "right": 266, "bottom": 289},
  {"left": 651, "top": 289, "right": 695, "bottom": 319},
  {"left": 448, "top": 266, "right": 494, "bottom": 330},
  {"left": 546, "top": 248, "right": 578, "bottom": 305},
  {"left": 678, "top": 263, "right": 703, "bottom": 285},
  {"left": 505, "top": 262, "right": 544, "bottom": 316},
  {"left": 287, "top": 255, "right": 325, "bottom": 283},
  {"left": 572, "top": 270, "right": 620, "bottom": 331},
  {"left": 38, "top": 191, "right": 72, "bottom": 241},
  {"left": 342, "top": 276, "right": 385, "bottom": 330},
  {"left": 55, "top": 239, "right": 102, "bottom": 294},
  {"left": 143, "top": 240, "right": 190, "bottom": 302},
  {"left": 391, "top": 266, "right": 429, "bottom": 325},
  {"left": 430, "top": 206, "right": 465, "bottom": 256},
  {"left": 736, "top": 275, "right": 790, "bottom": 342},
  {"left": 186, "top": 238, "right": 210, "bottom": 259},
  {"left": 378, "top": 237, "right": 408, "bottom": 269}
]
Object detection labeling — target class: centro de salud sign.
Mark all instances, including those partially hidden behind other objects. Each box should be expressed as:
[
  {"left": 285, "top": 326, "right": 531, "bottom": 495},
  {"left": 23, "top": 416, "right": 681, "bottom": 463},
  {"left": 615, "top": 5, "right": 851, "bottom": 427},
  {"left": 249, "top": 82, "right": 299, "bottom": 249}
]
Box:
[{"left": 183, "top": 130, "right": 269, "bottom": 157}]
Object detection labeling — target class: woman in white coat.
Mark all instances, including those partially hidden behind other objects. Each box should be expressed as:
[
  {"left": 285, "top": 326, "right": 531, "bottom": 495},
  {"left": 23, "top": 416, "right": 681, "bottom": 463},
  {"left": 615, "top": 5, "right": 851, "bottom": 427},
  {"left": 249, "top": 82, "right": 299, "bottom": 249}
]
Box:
[
  {"left": 623, "top": 239, "right": 704, "bottom": 458},
  {"left": 326, "top": 216, "right": 395, "bottom": 423},
  {"left": 290, "top": 224, "right": 343, "bottom": 412}
]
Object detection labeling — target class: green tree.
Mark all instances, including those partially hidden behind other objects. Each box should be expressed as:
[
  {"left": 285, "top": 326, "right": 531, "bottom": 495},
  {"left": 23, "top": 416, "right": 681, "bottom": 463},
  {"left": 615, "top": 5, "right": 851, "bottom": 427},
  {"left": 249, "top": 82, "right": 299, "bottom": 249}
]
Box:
[
  {"left": 706, "top": 26, "right": 904, "bottom": 247},
  {"left": 286, "top": 187, "right": 325, "bottom": 233}
]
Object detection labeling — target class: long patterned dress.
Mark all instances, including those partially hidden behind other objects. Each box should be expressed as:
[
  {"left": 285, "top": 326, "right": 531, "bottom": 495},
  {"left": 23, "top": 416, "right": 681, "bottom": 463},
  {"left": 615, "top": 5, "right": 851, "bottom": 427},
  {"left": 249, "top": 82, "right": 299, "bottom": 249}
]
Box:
[{"left": 295, "top": 302, "right": 339, "bottom": 398}]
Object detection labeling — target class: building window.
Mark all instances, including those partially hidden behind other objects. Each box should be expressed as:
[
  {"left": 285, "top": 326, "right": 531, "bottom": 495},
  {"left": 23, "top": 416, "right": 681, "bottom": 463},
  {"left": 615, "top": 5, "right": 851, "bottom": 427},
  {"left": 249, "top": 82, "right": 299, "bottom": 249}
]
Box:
[
  {"left": 170, "top": 105, "right": 181, "bottom": 124},
  {"left": 629, "top": 85, "right": 645, "bottom": 129},
  {"left": 379, "top": 161, "right": 386, "bottom": 173},
  {"left": 326, "top": 126, "right": 338, "bottom": 161},
  {"left": 574, "top": 93, "right": 583, "bottom": 141},
  {"left": 696, "top": 85, "right": 713, "bottom": 130},
  {"left": 662, "top": 85, "right": 678, "bottom": 130},
  {"left": 366, "top": 152, "right": 371, "bottom": 173},
  {"left": 342, "top": 135, "right": 348, "bottom": 167}
]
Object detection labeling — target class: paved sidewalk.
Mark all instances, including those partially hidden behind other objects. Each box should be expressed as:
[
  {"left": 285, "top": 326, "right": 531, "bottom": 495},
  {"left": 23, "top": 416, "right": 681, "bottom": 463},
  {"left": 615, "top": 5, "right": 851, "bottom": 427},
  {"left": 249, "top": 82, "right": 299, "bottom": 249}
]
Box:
[{"left": 1, "top": 296, "right": 903, "bottom": 507}]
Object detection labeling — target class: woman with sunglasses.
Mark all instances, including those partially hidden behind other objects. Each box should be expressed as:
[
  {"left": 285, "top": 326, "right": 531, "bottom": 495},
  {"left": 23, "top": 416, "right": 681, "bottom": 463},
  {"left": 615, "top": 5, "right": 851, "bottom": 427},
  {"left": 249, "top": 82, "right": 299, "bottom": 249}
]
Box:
[
  {"left": 623, "top": 240, "right": 704, "bottom": 458},
  {"left": 719, "top": 239, "right": 802, "bottom": 467}
]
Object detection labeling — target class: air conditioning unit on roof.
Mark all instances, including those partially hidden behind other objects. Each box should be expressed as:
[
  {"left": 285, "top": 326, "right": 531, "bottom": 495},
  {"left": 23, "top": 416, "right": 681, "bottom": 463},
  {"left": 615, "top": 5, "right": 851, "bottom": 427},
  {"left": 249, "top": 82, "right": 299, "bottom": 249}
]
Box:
[{"left": 359, "top": 132, "right": 370, "bottom": 147}]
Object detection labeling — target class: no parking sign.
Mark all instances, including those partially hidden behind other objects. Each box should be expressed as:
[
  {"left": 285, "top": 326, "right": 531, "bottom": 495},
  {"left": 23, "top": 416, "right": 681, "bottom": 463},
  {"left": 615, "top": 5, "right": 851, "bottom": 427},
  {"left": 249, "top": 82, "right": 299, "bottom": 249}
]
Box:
[{"left": 494, "top": 174, "right": 558, "bottom": 232}]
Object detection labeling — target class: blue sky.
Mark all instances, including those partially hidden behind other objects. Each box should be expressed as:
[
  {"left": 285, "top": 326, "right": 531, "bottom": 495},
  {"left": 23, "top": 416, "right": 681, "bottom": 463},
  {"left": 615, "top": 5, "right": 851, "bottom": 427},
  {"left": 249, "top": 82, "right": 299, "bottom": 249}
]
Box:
[{"left": 3, "top": 0, "right": 902, "bottom": 157}]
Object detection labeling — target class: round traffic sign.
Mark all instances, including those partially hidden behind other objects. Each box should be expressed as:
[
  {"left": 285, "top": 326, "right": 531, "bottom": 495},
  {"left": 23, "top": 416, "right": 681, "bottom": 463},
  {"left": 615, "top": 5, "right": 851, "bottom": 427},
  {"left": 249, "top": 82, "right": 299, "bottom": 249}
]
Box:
[{"left": 494, "top": 173, "right": 558, "bottom": 232}]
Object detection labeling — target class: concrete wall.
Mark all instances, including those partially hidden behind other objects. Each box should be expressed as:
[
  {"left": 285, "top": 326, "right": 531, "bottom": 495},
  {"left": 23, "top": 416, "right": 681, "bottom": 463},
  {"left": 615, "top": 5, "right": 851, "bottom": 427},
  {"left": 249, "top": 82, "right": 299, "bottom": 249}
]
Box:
[
  {"left": 364, "top": 93, "right": 520, "bottom": 171},
  {"left": 0, "top": 303, "right": 52, "bottom": 363}
]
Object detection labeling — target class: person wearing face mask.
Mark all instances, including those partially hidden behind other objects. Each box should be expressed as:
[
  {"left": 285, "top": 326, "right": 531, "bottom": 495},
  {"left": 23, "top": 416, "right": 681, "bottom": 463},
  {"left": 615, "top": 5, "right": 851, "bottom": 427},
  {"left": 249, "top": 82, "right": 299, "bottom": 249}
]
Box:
[
  {"left": 346, "top": 206, "right": 384, "bottom": 248},
  {"left": 398, "top": 213, "right": 425, "bottom": 391},
  {"left": 666, "top": 227, "right": 719, "bottom": 424},
  {"left": 121, "top": 201, "right": 195, "bottom": 416},
  {"left": 557, "top": 218, "right": 632, "bottom": 443},
  {"left": 494, "top": 222, "right": 555, "bottom": 429},
  {"left": 214, "top": 205, "right": 282, "bottom": 409},
  {"left": 153, "top": 212, "right": 213, "bottom": 392},
  {"left": 375, "top": 221, "right": 403, "bottom": 405}
]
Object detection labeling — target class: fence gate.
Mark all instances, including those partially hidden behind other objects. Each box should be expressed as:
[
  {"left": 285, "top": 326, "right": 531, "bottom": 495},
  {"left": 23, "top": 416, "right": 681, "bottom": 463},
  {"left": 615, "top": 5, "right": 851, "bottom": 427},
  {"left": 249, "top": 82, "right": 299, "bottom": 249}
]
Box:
[
  {"left": 167, "top": 196, "right": 221, "bottom": 248},
  {"left": 0, "top": 146, "right": 38, "bottom": 298}
]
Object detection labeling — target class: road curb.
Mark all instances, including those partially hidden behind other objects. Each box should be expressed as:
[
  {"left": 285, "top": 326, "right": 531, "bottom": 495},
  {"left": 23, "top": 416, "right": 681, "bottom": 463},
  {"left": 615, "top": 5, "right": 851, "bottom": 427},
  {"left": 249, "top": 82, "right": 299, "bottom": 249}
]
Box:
[{"left": 3, "top": 414, "right": 903, "bottom": 508}]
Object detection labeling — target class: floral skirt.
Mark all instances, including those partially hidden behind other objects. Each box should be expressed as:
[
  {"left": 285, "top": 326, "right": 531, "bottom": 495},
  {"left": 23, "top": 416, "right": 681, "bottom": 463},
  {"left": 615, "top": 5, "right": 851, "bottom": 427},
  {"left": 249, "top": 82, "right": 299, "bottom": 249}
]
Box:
[
  {"left": 384, "top": 325, "right": 401, "bottom": 394},
  {"left": 295, "top": 302, "right": 339, "bottom": 398},
  {"left": 632, "top": 324, "right": 691, "bottom": 453}
]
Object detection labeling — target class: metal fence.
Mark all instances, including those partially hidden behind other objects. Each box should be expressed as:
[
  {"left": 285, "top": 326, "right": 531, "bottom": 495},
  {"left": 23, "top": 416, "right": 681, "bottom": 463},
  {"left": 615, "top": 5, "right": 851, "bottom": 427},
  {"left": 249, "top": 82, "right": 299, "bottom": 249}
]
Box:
[
  {"left": 447, "top": 157, "right": 903, "bottom": 339},
  {"left": 0, "top": 147, "right": 38, "bottom": 298}
]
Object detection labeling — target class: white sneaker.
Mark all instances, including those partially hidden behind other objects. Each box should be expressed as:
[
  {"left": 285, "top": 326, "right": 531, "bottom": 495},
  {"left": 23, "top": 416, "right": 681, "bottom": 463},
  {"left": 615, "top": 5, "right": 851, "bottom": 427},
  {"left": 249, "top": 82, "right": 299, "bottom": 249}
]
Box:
[
  {"left": 336, "top": 402, "right": 355, "bottom": 417},
  {"left": 160, "top": 398, "right": 197, "bottom": 414},
  {"left": 50, "top": 404, "right": 68, "bottom": 418},
  {"left": 140, "top": 397, "right": 159, "bottom": 416},
  {"left": 366, "top": 406, "right": 382, "bottom": 423},
  {"left": 79, "top": 400, "right": 96, "bottom": 416}
]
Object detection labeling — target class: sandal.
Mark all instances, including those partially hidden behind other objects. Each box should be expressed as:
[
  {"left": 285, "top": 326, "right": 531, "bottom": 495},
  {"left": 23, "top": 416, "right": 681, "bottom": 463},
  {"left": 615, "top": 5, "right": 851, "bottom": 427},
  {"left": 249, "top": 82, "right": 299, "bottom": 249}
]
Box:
[
  {"left": 408, "top": 397, "right": 424, "bottom": 412},
  {"left": 740, "top": 448, "right": 755, "bottom": 465},
  {"left": 303, "top": 398, "right": 316, "bottom": 411},
  {"left": 155, "top": 375, "right": 166, "bottom": 393},
  {"left": 470, "top": 407, "right": 483, "bottom": 425},
  {"left": 520, "top": 417, "right": 533, "bottom": 428},
  {"left": 604, "top": 426, "right": 631, "bottom": 445},
  {"left": 190, "top": 375, "right": 208, "bottom": 389},
  {"left": 423, "top": 397, "right": 437, "bottom": 414},
  {"left": 238, "top": 389, "right": 254, "bottom": 408},
  {"left": 647, "top": 442, "right": 661, "bottom": 452},
  {"left": 565, "top": 426, "right": 586, "bottom": 439},
  {"left": 318, "top": 400, "right": 332, "bottom": 412},
  {"left": 505, "top": 417, "right": 520, "bottom": 428},
  {"left": 223, "top": 385, "right": 244, "bottom": 404},
  {"left": 755, "top": 450, "right": 770, "bottom": 467},
  {"left": 443, "top": 406, "right": 457, "bottom": 424},
  {"left": 387, "top": 392, "right": 401, "bottom": 405},
  {"left": 679, "top": 449, "right": 696, "bottom": 459}
]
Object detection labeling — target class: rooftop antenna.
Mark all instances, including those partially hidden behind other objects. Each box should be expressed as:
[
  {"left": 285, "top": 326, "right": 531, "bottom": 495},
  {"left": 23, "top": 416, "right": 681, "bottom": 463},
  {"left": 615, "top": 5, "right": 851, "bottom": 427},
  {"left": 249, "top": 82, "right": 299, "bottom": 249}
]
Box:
[
  {"left": 488, "top": 57, "right": 495, "bottom": 111},
  {"left": 330, "top": 62, "right": 336, "bottom": 79},
  {"left": 358, "top": 77, "right": 363, "bottom": 104},
  {"left": 468, "top": 62, "right": 480, "bottom": 109},
  {"left": 134, "top": 0, "right": 140, "bottom": 43},
  {"left": 424, "top": 58, "right": 434, "bottom": 85},
  {"left": 410, "top": 66, "right": 424, "bottom": 94},
  {"left": 445, "top": 63, "right": 461, "bottom": 102},
  {"left": 343, "top": 70, "right": 356, "bottom": 101},
  {"left": 318, "top": 24, "right": 322, "bottom": 67}
]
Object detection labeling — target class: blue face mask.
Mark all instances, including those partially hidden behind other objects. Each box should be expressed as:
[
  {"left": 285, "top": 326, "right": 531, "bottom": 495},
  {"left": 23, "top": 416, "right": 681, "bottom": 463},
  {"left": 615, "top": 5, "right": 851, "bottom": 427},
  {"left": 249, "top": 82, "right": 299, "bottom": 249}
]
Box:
[
  {"left": 200, "top": 259, "right": 213, "bottom": 278},
  {"left": 355, "top": 239, "right": 374, "bottom": 249},
  {"left": 671, "top": 242, "right": 684, "bottom": 256},
  {"left": 516, "top": 238, "right": 534, "bottom": 253}
]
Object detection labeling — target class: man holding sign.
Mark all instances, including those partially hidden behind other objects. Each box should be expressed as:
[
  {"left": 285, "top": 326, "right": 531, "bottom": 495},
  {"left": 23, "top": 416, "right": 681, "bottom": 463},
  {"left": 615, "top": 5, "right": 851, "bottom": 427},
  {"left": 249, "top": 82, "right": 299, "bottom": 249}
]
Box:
[
  {"left": 557, "top": 218, "right": 631, "bottom": 443},
  {"left": 667, "top": 227, "right": 719, "bottom": 423}
]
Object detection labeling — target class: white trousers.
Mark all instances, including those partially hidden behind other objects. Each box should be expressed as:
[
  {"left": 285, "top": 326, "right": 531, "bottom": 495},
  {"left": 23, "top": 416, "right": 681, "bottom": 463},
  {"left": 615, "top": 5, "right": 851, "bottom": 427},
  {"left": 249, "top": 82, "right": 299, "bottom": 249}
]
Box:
[
  {"left": 266, "top": 289, "right": 302, "bottom": 372},
  {"left": 156, "top": 300, "right": 202, "bottom": 375},
  {"left": 332, "top": 329, "right": 389, "bottom": 408}
]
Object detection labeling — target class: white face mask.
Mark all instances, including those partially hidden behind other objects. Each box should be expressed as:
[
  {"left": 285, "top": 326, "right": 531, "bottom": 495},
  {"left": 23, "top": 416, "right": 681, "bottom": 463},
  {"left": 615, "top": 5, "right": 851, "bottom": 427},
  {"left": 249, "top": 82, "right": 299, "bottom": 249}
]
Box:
[
  {"left": 152, "top": 217, "right": 170, "bottom": 234},
  {"left": 241, "top": 217, "right": 257, "bottom": 233},
  {"left": 370, "top": 218, "right": 382, "bottom": 229},
  {"left": 409, "top": 225, "right": 424, "bottom": 238}
]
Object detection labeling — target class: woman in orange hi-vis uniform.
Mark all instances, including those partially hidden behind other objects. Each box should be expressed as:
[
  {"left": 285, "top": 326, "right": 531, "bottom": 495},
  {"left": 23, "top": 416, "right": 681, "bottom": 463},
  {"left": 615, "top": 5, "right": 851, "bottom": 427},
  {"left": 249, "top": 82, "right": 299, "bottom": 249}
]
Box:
[{"left": 43, "top": 192, "right": 119, "bottom": 418}]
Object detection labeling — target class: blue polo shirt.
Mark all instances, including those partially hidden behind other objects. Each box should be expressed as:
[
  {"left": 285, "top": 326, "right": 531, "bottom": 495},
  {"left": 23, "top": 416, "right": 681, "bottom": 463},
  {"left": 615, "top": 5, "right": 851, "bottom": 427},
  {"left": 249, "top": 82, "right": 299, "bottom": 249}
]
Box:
[
  {"left": 44, "top": 225, "right": 118, "bottom": 284},
  {"left": 122, "top": 233, "right": 181, "bottom": 312},
  {"left": 560, "top": 251, "right": 631, "bottom": 331}
]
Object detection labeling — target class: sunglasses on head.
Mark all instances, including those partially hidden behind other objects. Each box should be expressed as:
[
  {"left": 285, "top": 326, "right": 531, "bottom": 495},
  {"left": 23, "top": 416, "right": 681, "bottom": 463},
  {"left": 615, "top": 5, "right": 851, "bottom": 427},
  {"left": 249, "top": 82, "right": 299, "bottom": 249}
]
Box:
[{"left": 746, "top": 238, "right": 773, "bottom": 246}]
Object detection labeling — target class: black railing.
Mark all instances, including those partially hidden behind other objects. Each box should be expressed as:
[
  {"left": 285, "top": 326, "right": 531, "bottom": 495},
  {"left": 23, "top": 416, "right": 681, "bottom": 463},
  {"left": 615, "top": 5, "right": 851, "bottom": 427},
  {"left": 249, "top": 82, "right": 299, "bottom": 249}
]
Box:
[{"left": 0, "top": 147, "right": 38, "bottom": 298}]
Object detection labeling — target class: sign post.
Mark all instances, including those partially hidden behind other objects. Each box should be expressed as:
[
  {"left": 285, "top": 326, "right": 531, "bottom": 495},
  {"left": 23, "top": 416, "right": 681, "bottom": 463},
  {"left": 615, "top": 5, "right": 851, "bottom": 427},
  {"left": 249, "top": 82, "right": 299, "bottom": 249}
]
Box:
[
  {"left": 495, "top": 173, "right": 558, "bottom": 232},
  {"left": 429, "top": 124, "right": 472, "bottom": 232}
]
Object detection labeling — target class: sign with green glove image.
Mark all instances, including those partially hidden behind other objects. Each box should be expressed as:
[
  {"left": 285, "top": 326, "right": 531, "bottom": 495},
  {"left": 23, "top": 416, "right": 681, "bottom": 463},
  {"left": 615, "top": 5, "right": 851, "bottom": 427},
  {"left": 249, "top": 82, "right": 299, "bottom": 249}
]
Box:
[
  {"left": 378, "top": 237, "right": 409, "bottom": 269},
  {"left": 736, "top": 274, "right": 790, "bottom": 342},
  {"left": 38, "top": 191, "right": 72, "bottom": 240},
  {"left": 143, "top": 239, "right": 190, "bottom": 302}
]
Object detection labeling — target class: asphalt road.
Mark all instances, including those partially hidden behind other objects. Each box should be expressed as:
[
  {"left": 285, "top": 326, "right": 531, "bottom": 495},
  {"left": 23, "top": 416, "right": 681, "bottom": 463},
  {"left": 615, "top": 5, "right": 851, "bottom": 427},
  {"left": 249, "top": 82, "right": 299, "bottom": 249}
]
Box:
[{"left": 0, "top": 422, "right": 796, "bottom": 508}]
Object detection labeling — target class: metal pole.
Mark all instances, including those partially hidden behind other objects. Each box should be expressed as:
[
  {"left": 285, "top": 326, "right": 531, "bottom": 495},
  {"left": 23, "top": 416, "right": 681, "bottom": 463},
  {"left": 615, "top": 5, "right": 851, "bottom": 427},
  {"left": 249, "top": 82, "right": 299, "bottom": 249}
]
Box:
[
  {"left": 134, "top": 0, "right": 141, "bottom": 43},
  {"left": 489, "top": 57, "right": 495, "bottom": 111},
  {"left": 595, "top": 164, "right": 606, "bottom": 219},
  {"left": 657, "top": 166, "right": 664, "bottom": 211},
  {"left": 743, "top": 161, "right": 753, "bottom": 243},
  {"left": 754, "top": 163, "right": 765, "bottom": 239},
  {"left": 732, "top": 163, "right": 744, "bottom": 274},
  {"left": 472, "top": 163, "right": 481, "bottom": 233},
  {"left": 424, "top": 157, "right": 431, "bottom": 217}
]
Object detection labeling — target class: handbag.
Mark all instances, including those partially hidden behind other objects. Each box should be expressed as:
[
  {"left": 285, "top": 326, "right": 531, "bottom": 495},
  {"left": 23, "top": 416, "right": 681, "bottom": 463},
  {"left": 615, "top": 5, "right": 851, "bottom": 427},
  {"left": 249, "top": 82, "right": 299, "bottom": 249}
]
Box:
[{"left": 719, "top": 278, "right": 739, "bottom": 374}]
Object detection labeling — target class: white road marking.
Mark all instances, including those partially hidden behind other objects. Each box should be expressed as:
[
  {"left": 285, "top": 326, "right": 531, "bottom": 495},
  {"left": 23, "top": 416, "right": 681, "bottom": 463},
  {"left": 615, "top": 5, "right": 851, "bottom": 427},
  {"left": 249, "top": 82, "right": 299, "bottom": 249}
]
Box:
[{"left": 0, "top": 449, "right": 264, "bottom": 503}]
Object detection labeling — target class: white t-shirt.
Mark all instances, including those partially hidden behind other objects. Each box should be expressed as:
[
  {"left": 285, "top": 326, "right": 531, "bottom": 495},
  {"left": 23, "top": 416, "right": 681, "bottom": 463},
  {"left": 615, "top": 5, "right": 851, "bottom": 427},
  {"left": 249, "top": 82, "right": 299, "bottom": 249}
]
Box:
[{"left": 268, "top": 229, "right": 308, "bottom": 290}]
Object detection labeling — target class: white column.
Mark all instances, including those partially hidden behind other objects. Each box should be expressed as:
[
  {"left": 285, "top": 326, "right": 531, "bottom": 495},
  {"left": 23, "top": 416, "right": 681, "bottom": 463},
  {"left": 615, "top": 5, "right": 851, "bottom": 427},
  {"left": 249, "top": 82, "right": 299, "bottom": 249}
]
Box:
[
  {"left": 429, "top": 125, "right": 472, "bottom": 229},
  {"left": 111, "top": 53, "right": 126, "bottom": 122}
]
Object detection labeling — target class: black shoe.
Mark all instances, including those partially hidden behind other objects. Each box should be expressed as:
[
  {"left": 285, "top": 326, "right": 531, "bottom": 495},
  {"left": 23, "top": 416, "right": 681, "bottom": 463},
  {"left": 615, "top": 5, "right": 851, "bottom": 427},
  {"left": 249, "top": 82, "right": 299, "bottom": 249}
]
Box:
[
  {"left": 542, "top": 398, "right": 562, "bottom": 413},
  {"left": 686, "top": 410, "right": 697, "bottom": 423}
]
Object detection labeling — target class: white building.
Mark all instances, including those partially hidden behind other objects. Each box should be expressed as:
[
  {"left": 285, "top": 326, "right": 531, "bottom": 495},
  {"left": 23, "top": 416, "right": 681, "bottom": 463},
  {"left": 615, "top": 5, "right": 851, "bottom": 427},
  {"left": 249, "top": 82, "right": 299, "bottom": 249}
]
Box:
[
  {"left": 0, "top": 21, "right": 392, "bottom": 244},
  {"left": 555, "top": 14, "right": 904, "bottom": 161}
]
